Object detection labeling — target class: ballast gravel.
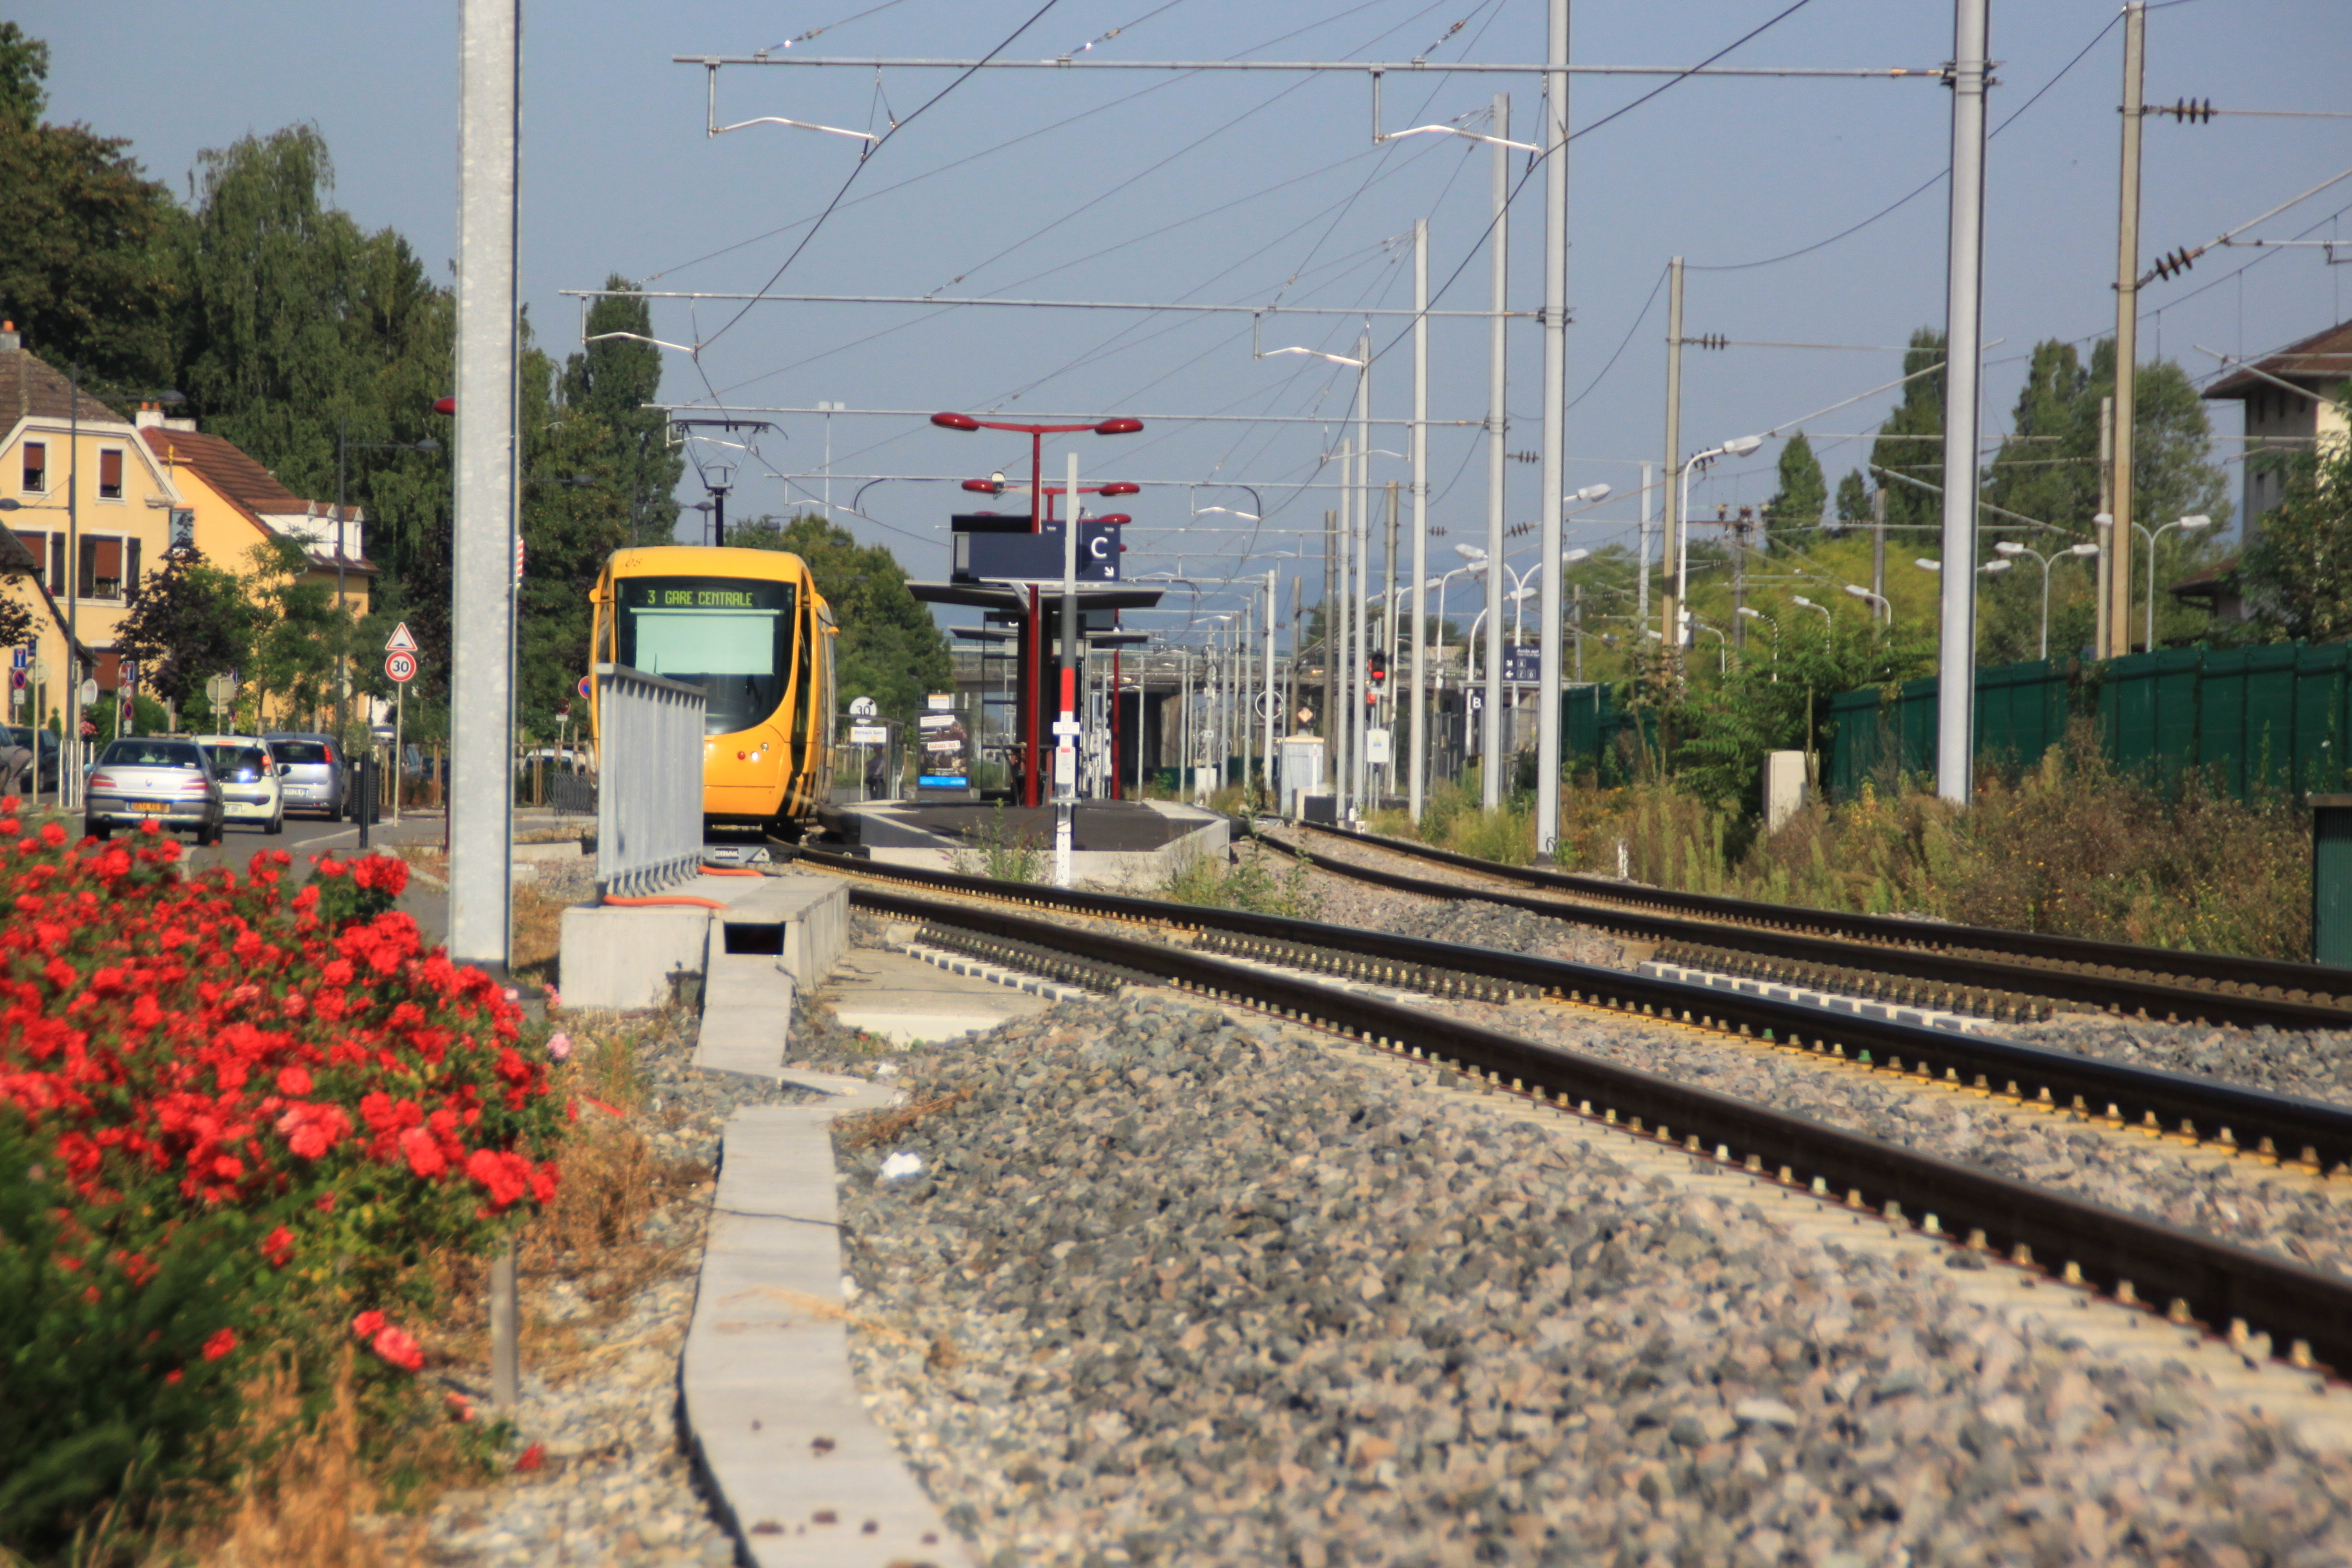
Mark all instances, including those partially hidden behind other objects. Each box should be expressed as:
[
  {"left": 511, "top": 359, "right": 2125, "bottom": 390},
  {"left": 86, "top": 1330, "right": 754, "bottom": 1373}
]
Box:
[{"left": 839, "top": 990, "right": 2352, "bottom": 1567}]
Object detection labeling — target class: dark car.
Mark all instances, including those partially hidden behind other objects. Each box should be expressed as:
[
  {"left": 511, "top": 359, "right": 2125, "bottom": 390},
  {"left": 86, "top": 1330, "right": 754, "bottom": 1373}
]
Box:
[
  {"left": 2, "top": 725, "right": 60, "bottom": 793},
  {"left": 85, "top": 737, "right": 224, "bottom": 844},
  {"left": 262, "top": 732, "right": 349, "bottom": 819}
]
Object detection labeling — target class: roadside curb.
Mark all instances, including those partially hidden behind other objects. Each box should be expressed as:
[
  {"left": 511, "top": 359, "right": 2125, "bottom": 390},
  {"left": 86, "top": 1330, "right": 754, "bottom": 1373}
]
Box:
[{"left": 683, "top": 1073, "right": 972, "bottom": 1568}]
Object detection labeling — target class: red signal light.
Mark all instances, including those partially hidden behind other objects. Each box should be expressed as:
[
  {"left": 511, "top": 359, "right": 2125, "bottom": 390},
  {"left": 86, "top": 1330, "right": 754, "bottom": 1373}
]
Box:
[
  {"left": 931, "top": 412, "right": 981, "bottom": 432},
  {"left": 1093, "top": 418, "right": 1143, "bottom": 435}
]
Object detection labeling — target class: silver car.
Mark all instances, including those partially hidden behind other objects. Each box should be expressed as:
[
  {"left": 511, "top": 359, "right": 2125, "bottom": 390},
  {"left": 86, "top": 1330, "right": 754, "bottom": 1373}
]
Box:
[
  {"left": 263, "top": 732, "right": 348, "bottom": 819},
  {"left": 85, "top": 738, "right": 225, "bottom": 844}
]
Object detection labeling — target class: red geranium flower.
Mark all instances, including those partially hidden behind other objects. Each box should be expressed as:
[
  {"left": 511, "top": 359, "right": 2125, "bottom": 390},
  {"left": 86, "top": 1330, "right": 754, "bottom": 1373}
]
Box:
[
  {"left": 369, "top": 1324, "right": 424, "bottom": 1373},
  {"left": 202, "top": 1328, "right": 237, "bottom": 1361}
]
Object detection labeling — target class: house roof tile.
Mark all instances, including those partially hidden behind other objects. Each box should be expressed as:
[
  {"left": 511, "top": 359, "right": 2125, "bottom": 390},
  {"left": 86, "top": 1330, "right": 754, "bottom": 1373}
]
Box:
[
  {"left": 2203, "top": 319, "right": 2352, "bottom": 400},
  {"left": 0, "top": 345, "right": 132, "bottom": 428}
]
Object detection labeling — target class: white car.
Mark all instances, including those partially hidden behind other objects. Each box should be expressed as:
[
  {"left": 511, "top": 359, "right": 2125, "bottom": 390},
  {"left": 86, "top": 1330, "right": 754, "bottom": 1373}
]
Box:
[{"left": 195, "top": 734, "right": 287, "bottom": 835}]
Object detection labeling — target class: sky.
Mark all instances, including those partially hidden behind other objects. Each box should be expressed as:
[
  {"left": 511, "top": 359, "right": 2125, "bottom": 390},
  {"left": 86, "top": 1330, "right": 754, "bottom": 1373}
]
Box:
[{"left": 24, "top": 0, "right": 2352, "bottom": 642}]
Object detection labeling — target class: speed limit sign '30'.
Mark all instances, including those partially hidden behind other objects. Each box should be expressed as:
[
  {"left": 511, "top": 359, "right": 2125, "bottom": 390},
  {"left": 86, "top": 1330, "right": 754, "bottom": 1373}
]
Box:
[{"left": 385, "top": 651, "right": 418, "bottom": 684}]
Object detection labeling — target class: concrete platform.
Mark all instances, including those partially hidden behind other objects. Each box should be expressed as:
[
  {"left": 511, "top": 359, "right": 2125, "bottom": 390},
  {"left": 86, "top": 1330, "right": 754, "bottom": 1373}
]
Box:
[
  {"left": 833, "top": 798, "right": 1228, "bottom": 888},
  {"left": 559, "top": 871, "right": 849, "bottom": 1015},
  {"left": 818, "top": 947, "right": 1058, "bottom": 1047},
  {"left": 683, "top": 1089, "right": 975, "bottom": 1568}
]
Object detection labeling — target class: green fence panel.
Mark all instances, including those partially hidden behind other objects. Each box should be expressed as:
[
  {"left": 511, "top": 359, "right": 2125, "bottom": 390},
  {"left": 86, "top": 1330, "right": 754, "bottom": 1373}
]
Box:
[
  {"left": 2294, "top": 643, "right": 2348, "bottom": 796},
  {"left": 2246, "top": 644, "right": 2300, "bottom": 794},
  {"left": 1976, "top": 659, "right": 2066, "bottom": 773},
  {"left": 1897, "top": 676, "right": 1938, "bottom": 779},
  {"left": 1825, "top": 687, "right": 1884, "bottom": 797},
  {"left": 2197, "top": 648, "right": 2254, "bottom": 799}
]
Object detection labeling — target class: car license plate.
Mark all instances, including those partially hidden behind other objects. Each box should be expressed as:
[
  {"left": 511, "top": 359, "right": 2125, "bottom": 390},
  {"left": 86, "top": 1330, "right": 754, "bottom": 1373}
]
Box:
[{"left": 135, "top": 801, "right": 170, "bottom": 815}]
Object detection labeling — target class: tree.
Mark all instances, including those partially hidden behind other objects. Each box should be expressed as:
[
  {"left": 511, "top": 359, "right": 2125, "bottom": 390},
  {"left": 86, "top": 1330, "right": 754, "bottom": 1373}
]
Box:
[
  {"left": 2240, "top": 435, "right": 2352, "bottom": 642},
  {"left": 1865, "top": 329, "right": 1947, "bottom": 535},
  {"left": 1763, "top": 432, "right": 1827, "bottom": 545},
  {"left": 729, "top": 513, "right": 951, "bottom": 723},
  {"left": 113, "top": 547, "right": 253, "bottom": 708},
  {"left": 1976, "top": 337, "right": 2230, "bottom": 661},
  {"left": 0, "top": 23, "right": 181, "bottom": 389},
  {"left": 1833, "top": 470, "right": 1871, "bottom": 530},
  {"left": 240, "top": 537, "right": 347, "bottom": 729},
  {"left": 560, "top": 280, "right": 683, "bottom": 548}
]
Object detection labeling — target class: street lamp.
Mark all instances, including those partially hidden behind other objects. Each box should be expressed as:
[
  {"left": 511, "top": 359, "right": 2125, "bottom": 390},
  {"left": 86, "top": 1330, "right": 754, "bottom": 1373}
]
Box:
[
  {"left": 1842, "top": 582, "right": 1892, "bottom": 623},
  {"left": 1993, "top": 540, "right": 2101, "bottom": 659},
  {"left": 1789, "top": 595, "right": 1832, "bottom": 624},
  {"left": 1737, "top": 605, "right": 1779, "bottom": 680},
  {"left": 1688, "top": 615, "right": 1728, "bottom": 676},
  {"left": 1669, "top": 435, "right": 1763, "bottom": 647},
  {"left": 2094, "top": 512, "right": 2212, "bottom": 652}
]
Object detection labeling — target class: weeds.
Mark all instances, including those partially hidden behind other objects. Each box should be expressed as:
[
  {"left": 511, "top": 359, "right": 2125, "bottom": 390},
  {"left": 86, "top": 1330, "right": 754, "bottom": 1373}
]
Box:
[
  {"left": 1159, "top": 837, "right": 1322, "bottom": 919},
  {"left": 947, "top": 801, "right": 1044, "bottom": 883}
]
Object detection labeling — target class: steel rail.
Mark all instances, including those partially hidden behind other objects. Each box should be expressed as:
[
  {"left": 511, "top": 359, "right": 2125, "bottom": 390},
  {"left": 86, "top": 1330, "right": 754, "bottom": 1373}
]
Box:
[
  {"left": 796, "top": 847, "right": 2352, "bottom": 1172},
  {"left": 1254, "top": 831, "right": 2352, "bottom": 1031},
  {"left": 848, "top": 880, "right": 2352, "bottom": 1378},
  {"left": 1293, "top": 821, "right": 2352, "bottom": 1011}
]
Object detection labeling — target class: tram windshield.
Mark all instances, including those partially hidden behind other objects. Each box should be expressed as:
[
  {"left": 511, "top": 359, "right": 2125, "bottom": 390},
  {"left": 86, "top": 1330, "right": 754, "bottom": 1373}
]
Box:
[{"left": 613, "top": 576, "right": 798, "bottom": 735}]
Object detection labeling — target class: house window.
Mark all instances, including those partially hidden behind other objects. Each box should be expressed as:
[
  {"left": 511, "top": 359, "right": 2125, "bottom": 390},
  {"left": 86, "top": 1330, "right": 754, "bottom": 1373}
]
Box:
[
  {"left": 21, "top": 441, "right": 44, "bottom": 493},
  {"left": 77, "top": 535, "right": 132, "bottom": 601},
  {"left": 169, "top": 509, "right": 195, "bottom": 552},
  {"left": 98, "top": 448, "right": 124, "bottom": 500}
]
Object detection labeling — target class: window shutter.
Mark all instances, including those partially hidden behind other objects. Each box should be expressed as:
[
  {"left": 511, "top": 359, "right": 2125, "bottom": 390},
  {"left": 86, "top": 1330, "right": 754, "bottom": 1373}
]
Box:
[
  {"left": 48, "top": 533, "right": 64, "bottom": 594},
  {"left": 98, "top": 448, "right": 123, "bottom": 498},
  {"left": 22, "top": 441, "right": 43, "bottom": 491},
  {"left": 76, "top": 536, "right": 95, "bottom": 598},
  {"left": 126, "top": 537, "right": 142, "bottom": 597}
]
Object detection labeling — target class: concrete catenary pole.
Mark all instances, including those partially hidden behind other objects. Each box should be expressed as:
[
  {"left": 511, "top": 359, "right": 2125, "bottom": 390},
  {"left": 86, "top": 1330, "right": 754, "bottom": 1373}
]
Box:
[
  {"left": 1659, "top": 256, "right": 1684, "bottom": 656},
  {"left": 1935, "top": 0, "right": 1991, "bottom": 804},
  {"left": 1481, "top": 93, "right": 1510, "bottom": 809},
  {"left": 1335, "top": 456, "right": 1352, "bottom": 818},
  {"left": 2095, "top": 394, "right": 2115, "bottom": 655},
  {"left": 1535, "top": 0, "right": 1570, "bottom": 861},
  {"left": 2107, "top": 4, "right": 2145, "bottom": 659},
  {"left": 454, "top": 0, "right": 518, "bottom": 973},
  {"left": 1636, "top": 459, "right": 1653, "bottom": 630},
  {"left": 1410, "top": 217, "right": 1431, "bottom": 818},
  {"left": 1354, "top": 337, "right": 1373, "bottom": 815},
  {"left": 1263, "top": 567, "right": 1278, "bottom": 797}
]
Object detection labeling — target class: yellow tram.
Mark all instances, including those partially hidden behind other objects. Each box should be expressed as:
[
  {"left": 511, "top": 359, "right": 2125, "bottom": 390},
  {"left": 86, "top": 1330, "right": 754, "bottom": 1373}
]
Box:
[{"left": 589, "top": 546, "right": 838, "bottom": 832}]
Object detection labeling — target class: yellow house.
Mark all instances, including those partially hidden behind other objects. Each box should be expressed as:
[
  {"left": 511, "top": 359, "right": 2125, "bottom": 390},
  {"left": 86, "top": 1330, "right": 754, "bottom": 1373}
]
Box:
[
  {"left": 0, "top": 326, "right": 188, "bottom": 731},
  {"left": 0, "top": 326, "right": 374, "bottom": 734},
  {"left": 138, "top": 410, "right": 372, "bottom": 625}
]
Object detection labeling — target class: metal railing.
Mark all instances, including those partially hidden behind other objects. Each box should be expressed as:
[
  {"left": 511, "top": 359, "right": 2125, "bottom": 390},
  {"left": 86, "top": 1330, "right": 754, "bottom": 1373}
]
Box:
[{"left": 594, "top": 663, "right": 705, "bottom": 897}]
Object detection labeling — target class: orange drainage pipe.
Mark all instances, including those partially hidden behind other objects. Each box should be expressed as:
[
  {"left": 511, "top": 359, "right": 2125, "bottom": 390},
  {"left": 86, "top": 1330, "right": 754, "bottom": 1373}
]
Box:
[{"left": 600, "top": 893, "right": 730, "bottom": 911}]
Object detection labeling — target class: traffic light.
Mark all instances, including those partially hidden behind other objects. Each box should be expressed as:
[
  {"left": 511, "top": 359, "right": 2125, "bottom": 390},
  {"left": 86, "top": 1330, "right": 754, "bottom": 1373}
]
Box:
[{"left": 1367, "top": 650, "right": 1388, "bottom": 690}]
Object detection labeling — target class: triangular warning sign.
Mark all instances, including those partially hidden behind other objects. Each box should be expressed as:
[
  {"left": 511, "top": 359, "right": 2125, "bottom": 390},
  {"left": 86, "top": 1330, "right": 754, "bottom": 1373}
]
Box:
[{"left": 385, "top": 622, "right": 419, "bottom": 653}]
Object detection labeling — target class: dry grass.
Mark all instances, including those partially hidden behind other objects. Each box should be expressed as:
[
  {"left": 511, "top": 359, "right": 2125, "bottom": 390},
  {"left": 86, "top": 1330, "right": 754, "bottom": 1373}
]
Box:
[
  {"left": 838, "top": 1086, "right": 972, "bottom": 1153},
  {"left": 144, "top": 1357, "right": 443, "bottom": 1568},
  {"left": 508, "top": 883, "right": 569, "bottom": 992}
]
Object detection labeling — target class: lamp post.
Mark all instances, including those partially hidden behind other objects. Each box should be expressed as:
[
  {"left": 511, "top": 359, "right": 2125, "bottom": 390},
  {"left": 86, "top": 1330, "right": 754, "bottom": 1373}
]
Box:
[
  {"left": 1736, "top": 605, "right": 1778, "bottom": 680},
  {"left": 1842, "top": 583, "right": 1893, "bottom": 624},
  {"left": 1993, "top": 539, "right": 2101, "bottom": 659},
  {"left": 2094, "top": 512, "right": 2211, "bottom": 652},
  {"left": 1666, "top": 437, "right": 1762, "bottom": 651},
  {"left": 932, "top": 410, "right": 1142, "bottom": 807},
  {"left": 1688, "top": 616, "right": 1728, "bottom": 677},
  {"left": 1790, "top": 595, "right": 1832, "bottom": 625}
]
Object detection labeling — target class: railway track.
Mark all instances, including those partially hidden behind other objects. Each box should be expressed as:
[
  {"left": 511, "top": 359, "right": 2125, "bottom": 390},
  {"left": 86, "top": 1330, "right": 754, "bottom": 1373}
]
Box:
[
  {"left": 1269, "top": 821, "right": 2352, "bottom": 1032},
  {"left": 817, "top": 862, "right": 2352, "bottom": 1383}
]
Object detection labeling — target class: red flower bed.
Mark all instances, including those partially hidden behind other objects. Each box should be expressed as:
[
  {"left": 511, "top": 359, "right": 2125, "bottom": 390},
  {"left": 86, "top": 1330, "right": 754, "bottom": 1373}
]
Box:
[{"left": 0, "top": 805, "right": 569, "bottom": 1553}]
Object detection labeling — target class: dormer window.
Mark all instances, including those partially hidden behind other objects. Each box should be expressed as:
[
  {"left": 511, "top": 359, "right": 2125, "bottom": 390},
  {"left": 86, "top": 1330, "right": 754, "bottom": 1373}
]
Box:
[
  {"left": 22, "top": 440, "right": 44, "bottom": 492},
  {"left": 98, "top": 447, "right": 124, "bottom": 500}
]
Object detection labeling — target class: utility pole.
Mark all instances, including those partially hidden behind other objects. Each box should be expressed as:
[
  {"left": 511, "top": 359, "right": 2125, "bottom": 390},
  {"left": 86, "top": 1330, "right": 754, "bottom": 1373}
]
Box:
[
  {"left": 454, "top": 0, "right": 519, "bottom": 979},
  {"left": 1659, "top": 256, "right": 1685, "bottom": 657},
  {"left": 1481, "top": 93, "right": 1510, "bottom": 810},
  {"left": 1731, "top": 508, "right": 1749, "bottom": 648},
  {"left": 1263, "top": 567, "right": 1278, "bottom": 800},
  {"left": 1288, "top": 570, "right": 1301, "bottom": 750},
  {"left": 2107, "top": 2, "right": 2146, "bottom": 659},
  {"left": 1320, "top": 509, "right": 1336, "bottom": 801},
  {"left": 1572, "top": 582, "right": 1584, "bottom": 681},
  {"left": 1384, "top": 478, "right": 1400, "bottom": 767},
  {"left": 1871, "top": 485, "right": 1887, "bottom": 608},
  {"left": 1935, "top": 0, "right": 1991, "bottom": 805},
  {"left": 2096, "top": 394, "right": 2115, "bottom": 655},
  {"left": 1534, "top": 0, "right": 1570, "bottom": 861},
  {"left": 1345, "top": 439, "right": 1364, "bottom": 818},
  {"left": 1409, "top": 216, "right": 1431, "bottom": 819},
  {"left": 1354, "top": 335, "right": 1373, "bottom": 815},
  {"left": 1055, "top": 450, "right": 1079, "bottom": 886}
]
